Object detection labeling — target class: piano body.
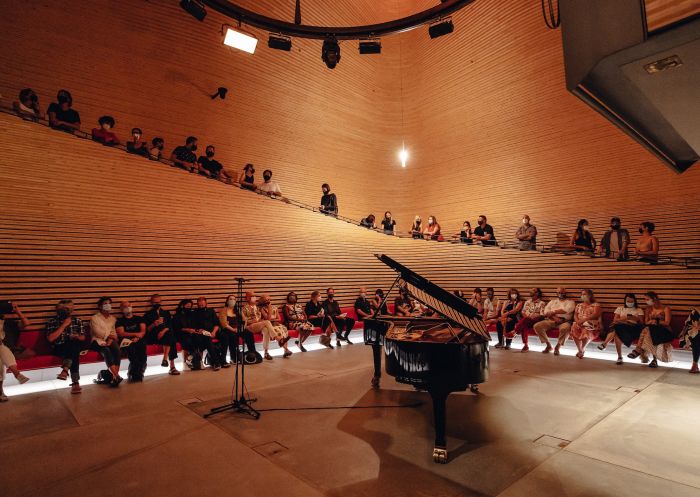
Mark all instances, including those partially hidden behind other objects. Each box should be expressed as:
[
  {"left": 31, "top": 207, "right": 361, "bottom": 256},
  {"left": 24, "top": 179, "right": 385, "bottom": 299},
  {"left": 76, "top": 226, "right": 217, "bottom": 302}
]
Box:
[{"left": 364, "top": 254, "right": 490, "bottom": 463}]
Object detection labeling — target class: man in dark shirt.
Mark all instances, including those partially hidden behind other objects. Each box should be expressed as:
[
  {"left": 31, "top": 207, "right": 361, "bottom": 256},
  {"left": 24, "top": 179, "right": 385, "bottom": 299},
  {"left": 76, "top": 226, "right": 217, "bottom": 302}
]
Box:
[
  {"left": 45, "top": 299, "right": 87, "bottom": 392},
  {"left": 170, "top": 136, "right": 198, "bottom": 172},
  {"left": 47, "top": 89, "right": 81, "bottom": 133},
  {"left": 473, "top": 215, "right": 497, "bottom": 246},
  {"left": 116, "top": 300, "right": 148, "bottom": 382},
  {"left": 305, "top": 291, "right": 334, "bottom": 348},
  {"left": 143, "top": 293, "right": 180, "bottom": 374},
  {"left": 191, "top": 296, "right": 224, "bottom": 370},
  {"left": 197, "top": 145, "right": 223, "bottom": 179},
  {"left": 323, "top": 288, "right": 355, "bottom": 346},
  {"left": 354, "top": 287, "right": 373, "bottom": 322},
  {"left": 320, "top": 183, "right": 338, "bottom": 216}
]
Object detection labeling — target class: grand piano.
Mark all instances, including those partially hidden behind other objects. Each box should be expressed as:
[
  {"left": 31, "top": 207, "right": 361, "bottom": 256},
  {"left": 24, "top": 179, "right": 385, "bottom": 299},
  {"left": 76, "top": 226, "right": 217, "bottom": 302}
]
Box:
[{"left": 364, "top": 254, "right": 490, "bottom": 463}]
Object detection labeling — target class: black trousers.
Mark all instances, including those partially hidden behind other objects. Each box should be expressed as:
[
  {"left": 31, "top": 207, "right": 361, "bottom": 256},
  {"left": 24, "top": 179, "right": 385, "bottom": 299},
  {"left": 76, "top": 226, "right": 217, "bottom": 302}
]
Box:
[
  {"left": 332, "top": 317, "right": 355, "bottom": 336},
  {"left": 124, "top": 339, "right": 148, "bottom": 378},
  {"left": 91, "top": 341, "right": 121, "bottom": 368},
  {"left": 181, "top": 333, "right": 215, "bottom": 367},
  {"left": 690, "top": 334, "right": 700, "bottom": 363},
  {"left": 309, "top": 316, "right": 333, "bottom": 332},
  {"left": 496, "top": 318, "right": 517, "bottom": 345},
  {"left": 147, "top": 328, "right": 178, "bottom": 361},
  {"left": 52, "top": 340, "right": 83, "bottom": 382}
]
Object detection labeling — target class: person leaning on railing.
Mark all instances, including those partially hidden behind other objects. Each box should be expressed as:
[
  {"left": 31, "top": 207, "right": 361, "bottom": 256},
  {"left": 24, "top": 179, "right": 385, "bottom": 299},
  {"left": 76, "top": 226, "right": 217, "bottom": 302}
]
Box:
[
  {"left": 91, "top": 115, "right": 120, "bottom": 146},
  {"left": 473, "top": 215, "right": 497, "bottom": 246},
  {"left": 126, "top": 128, "right": 149, "bottom": 157},
  {"left": 569, "top": 219, "right": 596, "bottom": 253},
  {"left": 360, "top": 214, "right": 376, "bottom": 229},
  {"left": 47, "top": 89, "right": 80, "bottom": 133},
  {"left": 13, "top": 88, "right": 43, "bottom": 120},
  {"left": 170, "top": 136, "right": 198, "bottom": 173}
]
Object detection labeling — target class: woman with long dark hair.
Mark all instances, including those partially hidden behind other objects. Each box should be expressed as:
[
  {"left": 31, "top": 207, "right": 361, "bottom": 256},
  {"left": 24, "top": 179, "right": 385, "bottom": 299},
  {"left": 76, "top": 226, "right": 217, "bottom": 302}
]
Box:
[
  {"left": 496, "top": 289, "right": 523, "bottom": 349},
  {"left": 598, "top": 293, "right": 644, "bottom": 364},
  {"left": 570, "top": 219, "right": 596, "bottom": 252},
  {"left": 628, "top": 292, "right": 673, "bottom": 368}
]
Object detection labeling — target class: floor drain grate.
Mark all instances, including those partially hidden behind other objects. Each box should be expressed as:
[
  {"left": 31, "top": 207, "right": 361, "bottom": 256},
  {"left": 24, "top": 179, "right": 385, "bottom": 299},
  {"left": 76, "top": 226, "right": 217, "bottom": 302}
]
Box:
[
  {"left": 178, "top": 397, "right": 203, "bottom": 406},
  {"left": 534, "top": 434, "right": 571, "bottom": 449},
  {"left": 617, "top": 386, "right": 642, "bottom": 393},
  {"left": 253, "top": 441, "right": 289, "bottom": 458}
]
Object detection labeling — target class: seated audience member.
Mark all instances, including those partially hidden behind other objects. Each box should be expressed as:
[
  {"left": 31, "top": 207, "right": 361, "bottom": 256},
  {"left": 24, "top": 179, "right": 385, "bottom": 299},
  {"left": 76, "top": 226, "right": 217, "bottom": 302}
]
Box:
[
  {"left": 126, "top": 128, "right": 149, "bottom": 156},
  {"left": 116, "top": 300, "right": 147, "bottom": 382},
  {"left": 258, "top": 295, "right": 292, "bottom": 358},
  {"left": 381, "top": 212, "right": 396, "bottom": 235},
  {"left": 192, "top": 296, "right": 225, "bottom": 369},
  {"left": 241, "top": 291, "right": 278, "bottom": 360},
  {"left": 218, "top": 294, "right": 256, "bottom": 363},
  {"left": 0, "top": 302, "right": 30, "bottom": 401},
  {"left": 90, "top": 297, "right": 122, "bottom": 387},
  {"left": 13, "top": 88, "right": 43, "bottom": 120},
  {"left": 172, "top": 298, "right": 202, "bottom": 369},
  {"left": 170, "top": 136, "right": 198, "bottom": 172},
  {"left": 633, "top": 222, "right": 659, "bottom": 262},
  {"left": 360, "top": 214, "right": 376, "bottom": 229},
  {"left": 483, "top": 287, "right": 500, "bottom": 320},
  {"left": 515, "top": 215, "right": 538, "bottom": 250},
  {"left": 354, "top": 287, "right": 373, "bottom": 321},
  {"left": 305, "top": 291, "right": 336, "bottom": 348},
  {"left": 91, "top": 115, "right": 120, "bottom": 146},
  {"left": 46, "top": 299, "right": 86, "bottom": 393},
  {"left": 372, "top": 289, "right": 388, "bottom": 315},
  {"left": 149, "top": 137, "right": 165, "bottom": 160},
  {"left": 680, "top": 309, "right": 700, "bottom": 374},
  {"left": 599, "top": 217, "right": 630, "bottom": 260},
  {"left": 468, "top": 288, "right": 484, "bottom": 314},
  {"left": 394, "top": 287, "right": 413, "bottom": 317},
  {"left": 628, "top": 292, "right": 673, "bottom": 368},
  {"left": 533, "top": 288, "right": 575, "bottom": 355},
  {"left": 423, "top": 215, "right": 441, "bottom": 241},
  {"left": 284, "top": 292, "right": 315, "bottom": 352},
  {"left": 454, "top": 290, "right": 465, "bottom": 299},
  {"left": 597, "top": 293, "right": 644, "bottom": 365},
  {"left": 239, "top": 164, "right": 257, "bottom": 190},
  {"left": 258, "top": 169, "right": 282, "bottom": 196},
  {"left": 514, "top": 288, "right": 546, "bottom": 352},
  {"left": 410, "top": 216, "right": 423, "bottom": 239},
  {"left": 455, "top": 221, "right": 473, "bottom": 244},
  {"left": 496, "top": 289, "right": 523, "bottom": 349},
  {"left": 143, "top": 294, "right": 179, "bottom": 375},
  {"left": 197, "top": 145, "right": 234, "bottom": 183},
  {"left": 570, "top": 219, "right": 596, "bottom": 252},
  {"left": 473, "top": 215, "right": 497, "bottom": 246},
  {"left": 324, "top": 288, "right": 355, "bottom": 346},
  {"left": 570, "top": 289, "right": 602, "bottom": 358},
  {"left": 47, "top": 89, "right": 80, "bottom": 132},
  {"left": 320, "top": 183, "right": 338, "bottom": 216}
]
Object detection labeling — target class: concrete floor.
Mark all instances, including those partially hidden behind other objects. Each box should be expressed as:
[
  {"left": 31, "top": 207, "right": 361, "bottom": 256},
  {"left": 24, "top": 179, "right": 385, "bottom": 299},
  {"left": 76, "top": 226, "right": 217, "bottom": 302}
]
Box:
[{"left": 2, "top": 334, "right": 699, "bottom": 497}]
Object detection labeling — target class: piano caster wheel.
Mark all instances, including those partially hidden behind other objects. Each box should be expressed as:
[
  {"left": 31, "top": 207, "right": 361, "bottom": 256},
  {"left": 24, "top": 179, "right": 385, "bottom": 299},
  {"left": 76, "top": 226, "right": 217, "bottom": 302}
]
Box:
[
  {"left": 470, "top": 384, "right": 479, "bottom": 394},
  {"left": 371, "top": 376, "right": 380, "bottom": 389},
  {"left": 433, "top": 447, "right": 448, "bottom": 464}
]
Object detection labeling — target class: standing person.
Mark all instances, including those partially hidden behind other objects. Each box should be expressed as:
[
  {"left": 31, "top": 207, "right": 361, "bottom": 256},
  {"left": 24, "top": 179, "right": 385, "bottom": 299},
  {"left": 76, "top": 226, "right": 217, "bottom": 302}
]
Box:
[
  {"left": 218, "top": 295, "right": 256, "bottom": 363},
  {"left": 680, "top": 309, "right": 700, "bottom": 374},
  {"left": 570, "top": 219, "right": 596, "bottom": 252},
  {"left": 89, "top": 297, "right": 122, "bottom": 387},
  {"left": 91, "top": 115, "right": 120, "bottom": 145},
  {"left": 143, "top": 294, "right": 179, "bottom": 374},
  {"left": 633, "top": 222, "right": 660, "bottom": 262},
  {"left": 515, "top": 215, "right": 538, "bottom": 250},
  {"left": 381, "top": 212, "right": 396, "bottom": 235},
  {"left": 258, "top": 295, "right": 292, "bottom": 358},
  {"left": 115, "top": 300, "right": 149, "bottom": 382},
  {"left": 284, "top": 292, "right": 314, "bottom": 353},
  {"left": 410, "top": 216, "right": 423, "bottom": 239},
  {"left": 570, "top": 289, "right": 602, "bottom": 359},
  {"left": 149, "top": 137, "right": 165, "bottom": 160},
  {"left": 46, "top": 299, "right": 87, "bottom": 393},
  {"left": 599, "top": 217, "right": 630, "bottom": 260},
  {"left": 483, "top": 287, "right": 501, "bottom": 333},
  {"left": 0, "top": 302, "right": 30, "bottom": 401},
  {"left": 473, "top": 215, "right": 497, "bottom": 246},
  {"left": 239, "top": 164, "right": 257, "bottom": 190},
  {"left": 468, "top": 288, "right": 485, "bottom": 315},
  {"left": 170, "top": 136, "right": 198, "bottom": 172},
  {"left": 628, "top": 292, "right": 674, "bottom": 368},
  {"left": 126, "top": 128, "right": 149, "bottom": 156},
  {"left": 598, "top": 293, "right": 644, "bottom": 365},
  {"left": 533, "top": 288, "right": 575, "bottom": 355},
  {"left": 372, "top": 289, "right": 389, "bottom": 315},
  {"left": 305, "top": 291, "right": 336, "bottom": 348},
  {"left": 354, "top": 287, "right": 373, "bottom": 321},
  {"left": 514, "top": 288, "right": 546, "bottom": 352},
  {"left": 454, "top": 221, "right": 473, "bottom": 244},
  {"left": 323, "top": 288, "right": 355, "bottom": 346},
  {"left": 47, "top": 89, "right": 81, "bottom": 132},
  {"left": 423, "top": 216, "right": 442, "bottom": 241},
  {"left": 241, "top": 291, "right": 278, "bottom": 360},
  {"left": 496, "top": 289, "right": 523, "bottom": 349},
  {"left": 192, "top": 296, "right": 225, "bottom": 370},
  {"left": 13, "top": 88, "right": 43, "bottom": 119},
  {"left": 258, "top": 169, "right": 282, "bottom": 196},
  {"left": 320, "top": 183, "right": 338, "bottom": 216}
]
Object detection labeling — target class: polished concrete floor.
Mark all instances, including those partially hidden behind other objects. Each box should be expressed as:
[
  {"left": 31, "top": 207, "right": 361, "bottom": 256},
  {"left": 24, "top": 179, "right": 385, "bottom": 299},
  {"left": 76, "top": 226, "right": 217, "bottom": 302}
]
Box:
[{"left": 2, "top": 333, "right": 699, "bottom": 497}]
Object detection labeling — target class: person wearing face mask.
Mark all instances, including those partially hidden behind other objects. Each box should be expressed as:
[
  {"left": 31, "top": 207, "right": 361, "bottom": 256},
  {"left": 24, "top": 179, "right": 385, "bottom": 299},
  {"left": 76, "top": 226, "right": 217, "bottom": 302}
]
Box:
[
  {"left": 633, "top": 222, "right": 659, "bottom": 263},
  {"left": 597, "top": 293, "right": 645, "bottom": 365},
  {"left": 115, "top": 300, "right": 148, "bottom": 382},
  {"left": 515, "top": 215, "right": 537, "bottom": 250},
  {"left": 371, "top": 289, "right": 389, "bottom": 315},
  {"left": 513, "top": 288, "right": 547, "bottom": 352},
  {"left": 0, "top": 301, "right": 31, "bottom": 401},
  {"left": 240, "top": 164, "right": 257, "bottom": 191},
  {"left": 126, "top": 128, "right": 149, "bottom": 156},
  {"left": 305, "top": 291, "right": 336, "bottom": 348},
  {"left": 569, "top": 219, "right": 596, "bottom": 253},
  {"left": 454, "top": 221, "right": 474, "bottom": 244},
  {"left": 13, "top": 88, "right": 43, "bottom": 120},
  {"left": 192, "top": 296, "right": 225, "bottom": 369},
  {"left": 172, "top": 299, "right": 201, "bottom": 369},
  {"left": 599, "top": 217, "right": 630, "bottom": 260},
  {"left": 569, "top": 289, "right": 602, "bottom": 358},
  {"left": 46, "top": 299, "right": 87, "bottom": 393},
  {"left": 482, "top": 287, "right": 501, "bottom": 333},
  {"left": 628, "top": 292, "right": 673, "bottom": 368},
  {"left": 143, "top": 294, "right": 179, "bottom": 374},
  {"left": 91, "top": 115, "right": 120, "bottom": 145},
  {"left": 89, "top": 297, "right": 122, "bottom": 387},
  {"left": 149, "top": 137, "right": 165, "bottom": 161},
  {"left": 218, "top": 294, "right": 256, "bottom": 363},
  {"left": 241, "top": 291, "right": 279, "bottom": 360},
  {"left": 496, "top": 289, "right": 523, "bottom": 349},
  {"left": 468, "top": 288, "right": 485, "bottom": 315},
  {"left": 258, "top": 295, "right": 292, "bottom": 358},
  {"left": 320, "top": 183, "right": 338, "bottom": 216},
  {"left": 323, "top": 288, "right": 355, "bottom": 346},
  {"left": 170, "top": 136, "right": 198, "bottom": 172},
  {"left": 47, "top": 89, "right": 81, "bottom": 132},
  {"left": 381, "top": 212, "right": 396, "bottom": 235},
  {"left": 533, "top": 288, "right": 575, "bottom": 355},
  {"left": 410, "top": 216, "right": 423, "bottom": 239},
  {"left": 472, "top": 215, "right": 497, "bottom": 246},
  {"left": 284, "top": 292, "right": 314, "bottom": 352},
  {"left": 422, "top": 215, "right": 442, "bottom": 241},
  {"left": 354, "top": 287, "right": 373, "bottom": 321},
  {"left": 258, "top": 169, "right": 283, "bottom": 197}
]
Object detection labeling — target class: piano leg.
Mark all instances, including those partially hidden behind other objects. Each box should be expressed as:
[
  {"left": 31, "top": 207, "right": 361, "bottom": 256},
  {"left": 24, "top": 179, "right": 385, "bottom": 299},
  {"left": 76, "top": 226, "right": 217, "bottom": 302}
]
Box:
[
  {"left": 429, "top": 387, "right": 450, "bottom": 463},
  {"left": 371, "top": 343, "right": 382, "bottom": 389}
]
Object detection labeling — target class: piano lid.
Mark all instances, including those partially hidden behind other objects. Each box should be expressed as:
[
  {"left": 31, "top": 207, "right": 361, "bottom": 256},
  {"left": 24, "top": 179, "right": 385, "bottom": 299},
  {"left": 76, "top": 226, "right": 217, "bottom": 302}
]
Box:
[{"left": 375, "top": 254, "right": 490, "bottom": 341}]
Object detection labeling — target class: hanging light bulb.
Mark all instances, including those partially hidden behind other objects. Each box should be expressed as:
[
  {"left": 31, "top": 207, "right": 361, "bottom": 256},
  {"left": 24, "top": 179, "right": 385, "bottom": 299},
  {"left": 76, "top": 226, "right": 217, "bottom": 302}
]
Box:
[{"left": 399, "top": 144, "right": 409, "bottom": 168}]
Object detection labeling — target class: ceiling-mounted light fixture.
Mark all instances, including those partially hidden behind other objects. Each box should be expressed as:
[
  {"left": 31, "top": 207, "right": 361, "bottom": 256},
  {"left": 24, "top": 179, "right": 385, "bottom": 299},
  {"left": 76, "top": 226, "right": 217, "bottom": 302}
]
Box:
[
  {"left": 322, "top": 37, "right": 341, "bottom": 69},
  {"left": 223, "top": 25, "right": 258, "bottom": 54},
  {"left": 428, "top": 18, "right": 454, "bottom": 39},
  {"left": 359, "top": 39, "right": 381, "bottom": 55},
  {"left": 268, "top": 34, "right": 292, "bottom": 51},
  {"left": 210, "top": 87, "right": 228, "bottom": 100}
]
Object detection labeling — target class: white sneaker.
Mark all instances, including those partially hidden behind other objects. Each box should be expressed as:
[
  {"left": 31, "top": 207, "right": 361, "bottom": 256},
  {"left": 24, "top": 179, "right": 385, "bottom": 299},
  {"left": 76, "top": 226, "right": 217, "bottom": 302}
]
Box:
[
  {"left": 0, "top": 393, "right": 8, "bottom": 402},
  {"left": 17, "top": 374, "right": 30, "bottom": 384}
]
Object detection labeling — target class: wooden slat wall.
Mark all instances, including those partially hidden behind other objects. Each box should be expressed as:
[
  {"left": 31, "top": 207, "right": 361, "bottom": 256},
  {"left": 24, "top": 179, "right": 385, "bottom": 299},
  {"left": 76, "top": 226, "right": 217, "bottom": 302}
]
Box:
[{"left": 645, "top": 0, "right": 700, "bottom": 31}]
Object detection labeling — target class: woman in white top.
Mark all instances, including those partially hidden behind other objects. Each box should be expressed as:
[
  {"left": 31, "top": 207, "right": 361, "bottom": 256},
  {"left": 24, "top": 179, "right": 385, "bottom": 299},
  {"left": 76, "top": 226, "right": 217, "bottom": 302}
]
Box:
[
  {"left": 0, "top": 301, "right": 31, "bottom": 402},
  {"left": 482, "top": 288, "right": 501, "bottom": 330},
  {"left": 597, "top": 293, "right": 645, "bottom": 364},
  {"left": 241, "top": 291, "right": 278, "bottom": 361},
  {"left": 90, "top": 297, "right": 122, "bottom": 387}
]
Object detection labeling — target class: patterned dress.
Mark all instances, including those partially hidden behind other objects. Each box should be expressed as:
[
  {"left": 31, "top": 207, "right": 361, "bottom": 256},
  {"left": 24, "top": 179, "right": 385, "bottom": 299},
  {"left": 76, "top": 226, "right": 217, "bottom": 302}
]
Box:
[
  {"left": 284, "top": 303, "right": 314, "bottom": 332},
  {"left": 570, "top": 303, "right": 601, "bottom": 341}
]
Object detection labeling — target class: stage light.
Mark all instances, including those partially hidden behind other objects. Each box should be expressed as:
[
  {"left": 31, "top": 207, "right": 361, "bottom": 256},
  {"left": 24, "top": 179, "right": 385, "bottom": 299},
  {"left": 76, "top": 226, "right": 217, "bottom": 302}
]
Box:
[
  {"left": 223, "top": 26, "right": 258, "bottom": 54},
  {"left": 429, "top": 18, "right": 454, "bottom": 39},
  {"left": 399, "top": 146, "right": 409, "bottom": 168},
  {"left": 359, "top": 40, "right": 381, "bottom": 55},
  {"left": 179, "top": 0, "right": 206, "bottom": 22},
  {"left": 268, "top": 34, "right": 292, "bottom": 51},
  {"left": 322, "top": 37, "right": 341, "bottom": 69},
  {"left": 210, "top": 87, "right": 228, "bottom": 100}
]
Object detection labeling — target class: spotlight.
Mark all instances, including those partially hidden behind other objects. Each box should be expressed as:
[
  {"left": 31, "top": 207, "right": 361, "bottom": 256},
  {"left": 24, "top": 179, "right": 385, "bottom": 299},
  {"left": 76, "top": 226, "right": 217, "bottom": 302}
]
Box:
[
  {"left": 359, "top": 40, "right": 381, "bottom": 55},
  {"left": 429, "top": 18, "right": 454, "bottom": 39},
  {"left": 268, "top": 34, "right": 292, "bottom": 51},
  {"left": 322, "top": 37, "right": 341, "bottom": 69},
  {"left": 399, "top": 146, "right": 409, "bottom": 168},
  {"left": 223, "top": 26, "right": 258, "bottom": 54},
  {"left": 179, "top": 0, "right": 206, "bottom": 22},
  {"left": 210, "top": 87, "right": 228, "bottom": 100}
]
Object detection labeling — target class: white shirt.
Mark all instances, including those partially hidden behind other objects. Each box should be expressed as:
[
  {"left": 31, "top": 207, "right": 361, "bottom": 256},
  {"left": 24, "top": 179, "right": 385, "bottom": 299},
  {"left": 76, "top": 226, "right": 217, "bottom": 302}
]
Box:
[
  {"left": 258, "top": 181, "right": 281, "bottom": 195},
  {"left": 90, "top": 313, "right": 117, "bottom": 345},
  {"left": 483, "top": 297, "right": 500, "bottom": 319},
  {"left": 543, "top": 298, "right": 576, "bottom": 322},
  {"left": 614, "top": 306, "right": 644, "bottom": 320}
]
